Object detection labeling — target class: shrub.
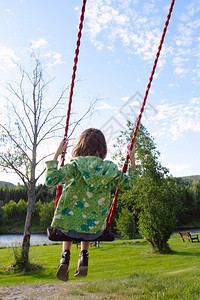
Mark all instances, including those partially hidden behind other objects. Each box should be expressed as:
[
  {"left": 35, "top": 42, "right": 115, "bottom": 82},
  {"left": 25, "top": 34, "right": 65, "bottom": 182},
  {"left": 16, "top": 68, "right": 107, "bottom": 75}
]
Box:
[{"left": 116, "top": 207, "right": 136, "bottom": 239}]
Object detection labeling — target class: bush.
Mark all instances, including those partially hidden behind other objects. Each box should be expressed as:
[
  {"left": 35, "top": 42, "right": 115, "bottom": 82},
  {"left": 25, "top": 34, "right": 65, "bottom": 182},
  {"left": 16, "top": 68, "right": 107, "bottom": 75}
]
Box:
[
  {"left": 39, "top": 200, "right": 55, "bottom": 229},
  {"left": 135, "top": 177, "right": 182, "bottom": 253},
  {"left": 12, "top": 246, "right": 26, "bottom": 272},
  {"left": 2, "top": 199, "right": 27, "bottom": 227},
  {"left": 116, "top": 207, "right": 136, "bottom": 239}
]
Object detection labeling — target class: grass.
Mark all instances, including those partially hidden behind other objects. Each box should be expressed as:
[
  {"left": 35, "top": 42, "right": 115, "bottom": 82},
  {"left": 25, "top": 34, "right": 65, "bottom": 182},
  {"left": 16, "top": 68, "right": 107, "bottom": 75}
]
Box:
[{"left": 0, "top": 233, "right": 200, "bottom": 299}]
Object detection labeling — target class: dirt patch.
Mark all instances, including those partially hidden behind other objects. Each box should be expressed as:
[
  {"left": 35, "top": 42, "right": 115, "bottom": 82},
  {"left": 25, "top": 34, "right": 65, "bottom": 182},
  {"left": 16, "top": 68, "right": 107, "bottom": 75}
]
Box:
[{"left": 0, "top": 282, "right": 102, "bottom": 299}]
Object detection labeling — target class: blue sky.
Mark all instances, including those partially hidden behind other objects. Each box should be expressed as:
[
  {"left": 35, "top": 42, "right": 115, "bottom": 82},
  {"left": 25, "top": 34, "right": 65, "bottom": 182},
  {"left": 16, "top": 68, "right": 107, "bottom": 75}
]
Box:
[{"left": 0, "top": 0, "right": 200, "bottom": 184}]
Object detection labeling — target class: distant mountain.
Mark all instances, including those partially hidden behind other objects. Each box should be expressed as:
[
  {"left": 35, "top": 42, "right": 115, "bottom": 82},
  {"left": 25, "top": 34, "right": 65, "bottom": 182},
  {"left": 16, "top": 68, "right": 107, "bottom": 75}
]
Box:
[
  {"left": 0, "top": 181, "right": 15, "bottom": 188},
  {"left": 179, "top": 175, "right": 200, "bottom": 184}
]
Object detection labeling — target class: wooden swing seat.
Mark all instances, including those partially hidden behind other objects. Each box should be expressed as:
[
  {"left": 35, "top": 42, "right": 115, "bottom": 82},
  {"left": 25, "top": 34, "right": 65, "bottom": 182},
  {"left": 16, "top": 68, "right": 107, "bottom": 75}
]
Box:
[{"left": 47, "top": 226, "right": 115, "bottom": 242}]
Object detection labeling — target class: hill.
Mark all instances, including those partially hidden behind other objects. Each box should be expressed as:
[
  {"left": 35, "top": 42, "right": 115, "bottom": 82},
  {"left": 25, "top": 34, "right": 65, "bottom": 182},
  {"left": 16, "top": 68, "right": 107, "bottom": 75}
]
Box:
[
  {"left": 0, "top": 181, "right": 15, "bottom": 188},
  {"left": 179, "top": 175, "right": 200, "bottom": 183}
]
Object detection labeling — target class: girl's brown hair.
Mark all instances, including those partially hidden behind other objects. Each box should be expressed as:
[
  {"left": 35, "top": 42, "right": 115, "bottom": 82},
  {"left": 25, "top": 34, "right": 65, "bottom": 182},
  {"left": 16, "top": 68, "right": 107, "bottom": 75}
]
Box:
[{"left": 72, "top": 128, "right": 107, "bottom": 159}]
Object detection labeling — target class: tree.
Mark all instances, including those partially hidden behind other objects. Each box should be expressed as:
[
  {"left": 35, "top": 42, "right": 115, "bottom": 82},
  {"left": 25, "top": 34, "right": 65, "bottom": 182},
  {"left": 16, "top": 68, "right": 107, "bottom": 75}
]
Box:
[
  {"left": 10, "top": 184, "right": 28, "bottom": 203},
  {"left": 35, "top": 184, "right": 56, "bottom": 203},
  {"left": 115, "top": 207, "right": 136, "bottom": 239},
  {"left": 113, "top": 121, "right": 168, "bottom": 178},
  {"left": 178, "top": 180, "right": 200, "bottom": 225},
  {"left": 0, "top": 206, "right": 6, "bottom": 233},
  {"left": 0, "top": 57, "right": 67, "bottom": 268},
  {"left": 3, "top": 200, "right": 18, "bottom": 226},
  {"left": 32, "top": 200, "right": 43, "bottom": 229},
  {"left": 133, "top": 176, "right": 182, "bottom": 253},
  {"left": 3, "top": 199, "right": 28, "bottom": 228},
  {"left": 0, "top": 183, "right": 10, "bottom": 204},
  {"left": 114, "top": 121, "right": 181, "bottom": 253},
  {"left": 0, "top": 56, "right": 96, "bottom": 269},
  {"left": 17, "top": 199, "right": 28, "bottom": 222},
  {"left": 39, "top": 200, "right": 55, "bottom": 230},
  {"left": 188, "top": 180, "right": 200, "bottom": 220}
]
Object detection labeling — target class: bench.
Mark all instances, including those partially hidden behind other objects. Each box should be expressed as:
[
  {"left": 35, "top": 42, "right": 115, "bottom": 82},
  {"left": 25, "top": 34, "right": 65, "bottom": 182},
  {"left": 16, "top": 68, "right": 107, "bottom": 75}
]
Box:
[{"left": 179, "top": 232, "right": 199, "bottom": 243}]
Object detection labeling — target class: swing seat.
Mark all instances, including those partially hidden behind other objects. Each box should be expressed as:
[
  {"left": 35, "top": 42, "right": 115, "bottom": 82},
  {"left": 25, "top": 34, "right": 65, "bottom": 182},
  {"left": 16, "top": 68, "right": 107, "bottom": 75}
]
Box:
[{"left": 47, "top": 226, "right": 115, "bottom": 242}]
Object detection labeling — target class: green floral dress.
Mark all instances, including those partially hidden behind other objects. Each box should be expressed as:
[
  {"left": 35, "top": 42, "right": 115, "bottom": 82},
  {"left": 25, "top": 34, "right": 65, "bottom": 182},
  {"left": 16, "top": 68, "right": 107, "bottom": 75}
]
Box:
[{"left": 45, "top": 156, "right": 137, "bottom": 237}]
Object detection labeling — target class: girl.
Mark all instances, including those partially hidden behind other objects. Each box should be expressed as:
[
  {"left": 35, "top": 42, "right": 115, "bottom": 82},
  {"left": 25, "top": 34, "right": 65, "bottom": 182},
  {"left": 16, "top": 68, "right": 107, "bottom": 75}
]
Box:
[{"left": 45, "top": 128, "right": 137, "bottom": 281}]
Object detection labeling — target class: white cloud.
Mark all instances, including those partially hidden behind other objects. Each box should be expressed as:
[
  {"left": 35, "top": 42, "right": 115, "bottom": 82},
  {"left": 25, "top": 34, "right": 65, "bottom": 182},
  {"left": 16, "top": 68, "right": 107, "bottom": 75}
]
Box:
[
  {"left": 190, "top": 97, "right": 200, "bottom": 105},
  {"left": 169, "top": 83, "right": 179, "bottom": 87},
  {"left": 174, "top": 66, "right": 187, "bottom": 76},
  {"left": 44, "top": 51, "right": 66, "bottom": 66},
  {"left": 84, "top": 0, "right": 200, "bottom": 83},
  {"left": 85, "top": 0, "right": 162, "bottom": 61},
  {"left": 4, "top": 8, "right": 11, "bottom": 14},
  {"left": 146, "top": 98, "right": 200, "bottom": 141},
  {"left": 188, "top": 19, "right": 200, "bottom": 30},
  {"left": 93, "top": 40, "right": 104, "bottom": 50},
  {"left": 96, "top": 100, "right": 119, "bottom": 111},
  {"left": 172, "top": 1, "right": 200, "bottom": 82},
  {"left": 185, "top": 0, "right": 200, "bottom": 17},
  {"left": 143, "top": 2, "right": 156, "bottom": 15},
  {"left": 121, "top": 96, "right": 129, "bottom": 102},
  {"left": 28, "top": 38, "right": 48, "bottom": 49},
  {"left": 0, "top": 46, "right": 19, "bottom": 71},
  {"left": 27, "top": 39, "right": 65, "bottom": 66}
]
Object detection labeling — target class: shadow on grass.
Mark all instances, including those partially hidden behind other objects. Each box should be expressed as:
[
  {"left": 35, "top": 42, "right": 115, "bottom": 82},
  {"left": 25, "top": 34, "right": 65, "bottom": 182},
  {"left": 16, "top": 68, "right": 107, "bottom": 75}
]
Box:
[
  {"left": 0, "top": 263, "right": 57, "bottom": 281},
  {"left": 1, "top": 262, "right": 42, "bottom": 274},
  {"left": 117, "top": 240, "right": 149, "bottom": 246},
  {"left": 171, "top": 251, "right": 200, "bottom": 257}
]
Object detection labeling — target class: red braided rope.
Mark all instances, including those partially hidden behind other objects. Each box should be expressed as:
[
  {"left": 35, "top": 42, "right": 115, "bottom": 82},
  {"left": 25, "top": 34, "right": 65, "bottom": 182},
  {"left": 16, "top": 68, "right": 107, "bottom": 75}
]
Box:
[
  {"left": 55, "top": 0, "right": 87, "bottom": 211},
  {"left": 107, "top": 0, "right": 175, "bottom": 226}
]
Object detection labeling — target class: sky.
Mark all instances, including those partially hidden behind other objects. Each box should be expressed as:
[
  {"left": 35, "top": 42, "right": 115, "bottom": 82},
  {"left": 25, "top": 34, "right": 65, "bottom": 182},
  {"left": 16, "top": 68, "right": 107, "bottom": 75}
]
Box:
[{"left": 0, "top": 0, "right": 200, "bottom": 184}]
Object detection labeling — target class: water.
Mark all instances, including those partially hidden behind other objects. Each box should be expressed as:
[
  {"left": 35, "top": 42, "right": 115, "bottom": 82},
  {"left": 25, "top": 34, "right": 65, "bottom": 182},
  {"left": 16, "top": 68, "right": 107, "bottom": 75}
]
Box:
[
  {"left": 1, "top": 230, "right": 199, "bottom": 247},
  {"left": 174, "top": 228, "right": 200, "bottom": 234},
  {"left": 0, "top": 234, "right": 61, "bottom": 247}
]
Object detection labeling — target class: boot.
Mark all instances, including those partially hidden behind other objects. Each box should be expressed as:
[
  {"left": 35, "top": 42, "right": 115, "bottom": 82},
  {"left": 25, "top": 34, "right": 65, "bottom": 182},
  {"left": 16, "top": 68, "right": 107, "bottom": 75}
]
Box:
[
  {"left": 56, "top": 249, "right": 70, "bottom": 281},
  {"left": 74, "top": 250, "right": 89, "bottom": 278}
]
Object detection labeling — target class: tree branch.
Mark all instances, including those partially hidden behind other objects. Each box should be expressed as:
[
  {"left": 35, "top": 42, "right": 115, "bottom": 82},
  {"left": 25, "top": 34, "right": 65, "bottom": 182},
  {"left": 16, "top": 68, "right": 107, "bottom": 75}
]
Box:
[
  {"left": 37, "top": 85, "right": 70, "bottom": 138},
  {"left": 0, "top": 124, "right": 31, "bottom": 163},
  {"left": 0, "top": 154, "right": 29, "bottom": 185},
  {"left": 68, "top": 98, "right": 98, "bottom": 139}
]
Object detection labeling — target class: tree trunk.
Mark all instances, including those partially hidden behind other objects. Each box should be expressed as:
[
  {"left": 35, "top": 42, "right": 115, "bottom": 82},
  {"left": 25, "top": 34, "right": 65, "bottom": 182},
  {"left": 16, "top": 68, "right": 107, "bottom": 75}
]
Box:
[
  {"left": 22, "top": 183, "right": 36, "bottom": 268},
  {"left": 22, "top": 98, "right": 37, "bottom": 269}
]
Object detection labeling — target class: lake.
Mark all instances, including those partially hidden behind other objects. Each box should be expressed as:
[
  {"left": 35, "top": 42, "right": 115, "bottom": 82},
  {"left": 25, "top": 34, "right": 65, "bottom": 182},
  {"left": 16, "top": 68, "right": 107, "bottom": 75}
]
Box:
[
  {"left": 0, "top": 234, "right": 61, "bottom": 247},
  {"left": 1, "top": 229, "right": 199, "bottom": 247}
]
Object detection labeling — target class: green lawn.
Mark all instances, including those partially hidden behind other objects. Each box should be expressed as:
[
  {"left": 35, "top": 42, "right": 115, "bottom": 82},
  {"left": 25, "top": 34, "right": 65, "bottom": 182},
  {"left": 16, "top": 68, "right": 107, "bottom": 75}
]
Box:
[{"left": 0, "top": 233, "right": 200, "bottom": 299}]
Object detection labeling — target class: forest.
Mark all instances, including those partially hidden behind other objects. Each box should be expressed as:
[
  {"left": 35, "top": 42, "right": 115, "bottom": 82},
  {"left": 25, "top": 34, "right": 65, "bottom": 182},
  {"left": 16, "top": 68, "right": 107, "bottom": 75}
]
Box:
[
  {"left": 0, "top": 183, "right": 56, "bottom": 233},
  {"left": 0, "top": 175, "right": 200, "bottom": 234}
]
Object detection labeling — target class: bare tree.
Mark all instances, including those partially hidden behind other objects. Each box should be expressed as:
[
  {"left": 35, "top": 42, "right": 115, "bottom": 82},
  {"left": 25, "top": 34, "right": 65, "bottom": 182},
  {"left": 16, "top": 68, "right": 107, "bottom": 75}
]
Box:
[{"left": 0, "top": 56, "right": 95, "bottom": 269}]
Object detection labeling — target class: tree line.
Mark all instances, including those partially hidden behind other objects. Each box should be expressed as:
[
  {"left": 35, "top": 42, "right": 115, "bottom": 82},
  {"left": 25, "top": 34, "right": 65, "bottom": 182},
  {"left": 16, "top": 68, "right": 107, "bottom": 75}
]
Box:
[
  {"left": 0, "top": 183, "right": 54, "bottom": 205},
  {"left": 0, "top": 184, "right": 56, "bottom": 233},
  {"left": 0, "top": 164, "right": 200, "bottom": 238}
]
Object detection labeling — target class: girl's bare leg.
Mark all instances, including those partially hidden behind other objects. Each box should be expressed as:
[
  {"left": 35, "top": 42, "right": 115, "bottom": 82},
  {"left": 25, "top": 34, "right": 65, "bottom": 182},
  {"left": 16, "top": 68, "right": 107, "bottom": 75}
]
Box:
[
  {"left": 81, "top": 241, "right": 90, "bottom": 251},
  {"left": 63, "top": 241, "right": 73, "bottom": 252}
]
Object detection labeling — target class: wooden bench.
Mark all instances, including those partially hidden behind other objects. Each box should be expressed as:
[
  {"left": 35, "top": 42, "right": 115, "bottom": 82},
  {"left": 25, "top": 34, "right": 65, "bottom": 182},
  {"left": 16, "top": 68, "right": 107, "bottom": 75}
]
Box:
[{"left": 179, "top": 232, "right": 199, "bottom": 243}]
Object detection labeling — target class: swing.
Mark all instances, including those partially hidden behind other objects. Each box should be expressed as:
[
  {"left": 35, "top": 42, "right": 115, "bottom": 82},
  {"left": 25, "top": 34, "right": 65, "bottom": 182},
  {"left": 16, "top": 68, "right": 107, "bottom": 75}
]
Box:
[{"left": 47, "top": 0, "right": 175, "bottom": 242}]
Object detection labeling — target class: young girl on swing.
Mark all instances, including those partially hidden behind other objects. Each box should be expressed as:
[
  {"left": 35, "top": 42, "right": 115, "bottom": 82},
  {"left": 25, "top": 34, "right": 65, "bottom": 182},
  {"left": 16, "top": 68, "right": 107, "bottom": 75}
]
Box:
[{"left": 45, "top": 128, "right": 137, "bottom": 281}]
